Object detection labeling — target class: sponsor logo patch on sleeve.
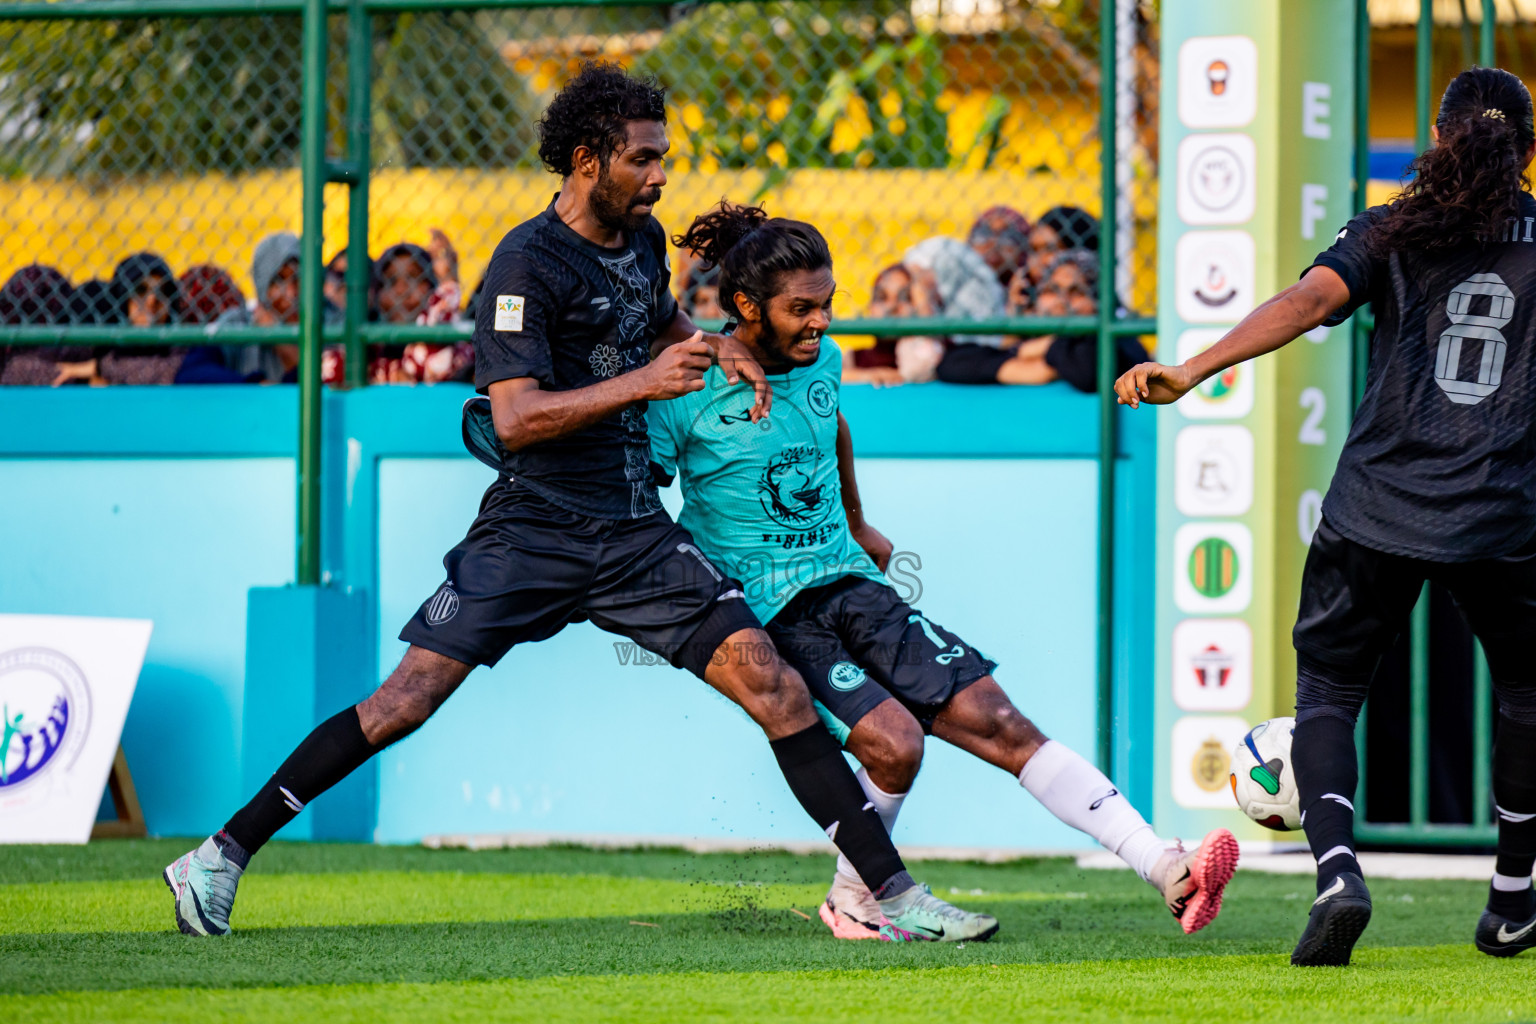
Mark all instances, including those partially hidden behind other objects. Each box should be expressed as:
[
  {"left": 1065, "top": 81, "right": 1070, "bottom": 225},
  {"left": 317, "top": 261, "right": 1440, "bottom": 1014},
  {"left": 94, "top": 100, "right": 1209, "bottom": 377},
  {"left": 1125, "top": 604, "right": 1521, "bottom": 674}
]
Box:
[{"left": 494, "top": 295, "right": 525, "bottom": 332}]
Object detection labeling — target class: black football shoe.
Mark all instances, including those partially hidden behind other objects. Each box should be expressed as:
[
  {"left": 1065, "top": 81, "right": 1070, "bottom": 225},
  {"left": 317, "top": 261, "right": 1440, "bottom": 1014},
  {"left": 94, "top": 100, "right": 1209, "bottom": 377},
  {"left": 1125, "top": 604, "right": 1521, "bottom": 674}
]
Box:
[
  {"left": 1291, "top": 871, "right": 1372, "bottom": 967},
  {"left": 1475, "top": 906, "right": 1536, "bottom": 958}
]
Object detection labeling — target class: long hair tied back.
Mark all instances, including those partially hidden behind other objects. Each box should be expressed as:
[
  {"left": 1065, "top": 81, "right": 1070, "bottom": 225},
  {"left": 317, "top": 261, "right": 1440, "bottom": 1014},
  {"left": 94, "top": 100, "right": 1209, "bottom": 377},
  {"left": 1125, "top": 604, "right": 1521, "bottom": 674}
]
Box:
[
  {"left": 1368, "top": 66, "right": 1536, "bottom": 255},
  {"left": 672, "top": 201, "right": 831, "bottom": 321}
]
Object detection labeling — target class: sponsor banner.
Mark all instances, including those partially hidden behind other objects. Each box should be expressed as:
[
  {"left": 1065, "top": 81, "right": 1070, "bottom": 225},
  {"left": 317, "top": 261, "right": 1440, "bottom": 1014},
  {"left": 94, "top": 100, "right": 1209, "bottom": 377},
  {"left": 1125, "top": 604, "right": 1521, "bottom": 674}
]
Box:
[
  {"left": 1176, "top": 133, "right": 1257, "bottom": 226},
  {"left": 1174, "top": 230, "right": 1256, "bottom": 324},
  {"left": 1177, "top": 35, "right": 1259, "bottom": 129},
  {"left": 1171, "top": 715, "right": 1253, "bottom": 809},
  {"left": 0, "top": 615, "right": 151, "bottom": 843},
  {"left": 1174, "top": 424, "right": 1254, "bottom": 517},
  {"left": 1172, "top": 521, "right": 1253, "bottom": 615},
  {"left": 1171, "top": 618, "right": 1253, "bottom": 711},
  {"left": 1155, "top": 0, "right": 1354, "bottom": 840}
]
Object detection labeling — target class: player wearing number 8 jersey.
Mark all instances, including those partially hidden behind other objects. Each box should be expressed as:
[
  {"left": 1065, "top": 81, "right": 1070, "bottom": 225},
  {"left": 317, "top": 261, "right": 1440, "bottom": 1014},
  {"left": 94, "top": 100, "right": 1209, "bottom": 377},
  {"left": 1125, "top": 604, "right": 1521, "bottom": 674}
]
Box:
[
  {"left": 652, "top": 202, "right": 1239, "bottom": 943},
  {"left": 1117, "top": 66, "right": 1536, "bottom": 967}
]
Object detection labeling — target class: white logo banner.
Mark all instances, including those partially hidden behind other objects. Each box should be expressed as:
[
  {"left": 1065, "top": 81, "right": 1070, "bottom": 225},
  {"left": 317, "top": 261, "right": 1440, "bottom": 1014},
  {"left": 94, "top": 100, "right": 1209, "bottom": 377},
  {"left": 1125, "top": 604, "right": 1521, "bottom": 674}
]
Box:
[{"left": 0, "top": 615, "right": 152, "bottom": 843}]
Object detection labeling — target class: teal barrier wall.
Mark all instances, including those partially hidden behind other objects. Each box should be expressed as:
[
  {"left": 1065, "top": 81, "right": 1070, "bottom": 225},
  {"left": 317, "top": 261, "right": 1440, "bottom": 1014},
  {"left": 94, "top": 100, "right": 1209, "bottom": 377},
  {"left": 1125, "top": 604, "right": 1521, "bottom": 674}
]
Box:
[{"left": 0, "top": 381, "right": 1155, "bottom": 849}]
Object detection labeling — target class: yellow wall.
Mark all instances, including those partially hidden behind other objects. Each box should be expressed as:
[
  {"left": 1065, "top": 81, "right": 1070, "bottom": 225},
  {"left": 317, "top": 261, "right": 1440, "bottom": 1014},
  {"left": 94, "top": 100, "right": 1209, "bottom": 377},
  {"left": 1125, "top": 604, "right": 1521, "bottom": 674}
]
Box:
[{"left": 0, "top": 163, "right": 1117, "bottom": 315}]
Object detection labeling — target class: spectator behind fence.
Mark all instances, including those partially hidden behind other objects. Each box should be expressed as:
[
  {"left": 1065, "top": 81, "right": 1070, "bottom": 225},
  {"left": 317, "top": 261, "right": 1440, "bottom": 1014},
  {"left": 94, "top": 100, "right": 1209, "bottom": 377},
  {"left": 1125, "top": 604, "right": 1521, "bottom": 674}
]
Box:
[
  {"left": 179, "top": 265, "right": 245, "bottom": 325},
  {"left": 205, "top": 232, "right": 343, "bottom": 384},
  {"left": 46, "top": 253, "right": 189, "bottom": 386},
  {"left": 1020, "top": 248, "right": 1149, "bottom": 393},
  {"left": 324, "top": 247, "right": 377, "bottom": 321},
  {"left": 967, "top": 205, "right": 1032, "bottom": 288},
  {"left": 0, "top": 265, "right": 83, "bottom": 386},
  {"left": 369, "top": 233, "right": 471, "bottom": 384},
  {"left": 1026, "top": 205, "right": 1099, "bottom": 287},
  {"left": 677, "top": 259, "right": 723, "bottom": 321},
  {"left": 842, "top": 263, "right": 942, "bottom": 386},
  {"left": 901, "top": 235, "right": 1043, "bottom": 386}
]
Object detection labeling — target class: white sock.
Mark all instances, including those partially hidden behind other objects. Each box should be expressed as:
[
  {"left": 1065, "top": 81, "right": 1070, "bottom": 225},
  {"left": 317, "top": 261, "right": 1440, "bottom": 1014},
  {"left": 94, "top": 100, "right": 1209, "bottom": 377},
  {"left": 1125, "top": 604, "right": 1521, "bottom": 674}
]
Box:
[
  {"left": 834, "top": 767, "right": 908, "bottom": 886},
  {"left": 1493, "top": 872, "right": 1534, "bottom": 892},
  {"left": 1019, "top": 739, "right": 1168, "bottom": 884}
]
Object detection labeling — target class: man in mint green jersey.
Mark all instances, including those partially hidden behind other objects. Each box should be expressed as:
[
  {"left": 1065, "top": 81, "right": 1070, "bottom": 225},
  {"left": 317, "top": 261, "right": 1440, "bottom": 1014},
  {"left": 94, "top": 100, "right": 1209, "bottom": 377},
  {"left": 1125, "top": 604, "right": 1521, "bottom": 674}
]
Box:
[{"left": 652, "top": 202, "right": 1241, "bottom": 942}]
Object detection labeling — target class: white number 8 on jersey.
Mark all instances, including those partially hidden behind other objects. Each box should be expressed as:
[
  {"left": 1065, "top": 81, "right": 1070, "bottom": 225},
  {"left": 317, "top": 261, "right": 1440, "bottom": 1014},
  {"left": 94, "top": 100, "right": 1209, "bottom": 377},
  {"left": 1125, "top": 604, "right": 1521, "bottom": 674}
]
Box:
[{"left": 1436, "top": 272, "right": 1515, "bottom": 405}]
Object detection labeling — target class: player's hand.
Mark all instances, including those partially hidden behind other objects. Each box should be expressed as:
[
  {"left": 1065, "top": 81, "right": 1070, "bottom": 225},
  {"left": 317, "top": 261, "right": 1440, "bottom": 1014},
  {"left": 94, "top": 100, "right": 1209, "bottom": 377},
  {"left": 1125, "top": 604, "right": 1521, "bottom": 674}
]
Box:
[
  {"left": 1114, "top": 361, "right": 1196, "bottom": 408},
  {"left": 642, "top": 337, "right": 713, "bottom": 400},
  {"left": 850, "top": 520, "right": 893, "bottom": 573},
  {"left": 705, "top": 331, "right": 773, "bottom": 422}
]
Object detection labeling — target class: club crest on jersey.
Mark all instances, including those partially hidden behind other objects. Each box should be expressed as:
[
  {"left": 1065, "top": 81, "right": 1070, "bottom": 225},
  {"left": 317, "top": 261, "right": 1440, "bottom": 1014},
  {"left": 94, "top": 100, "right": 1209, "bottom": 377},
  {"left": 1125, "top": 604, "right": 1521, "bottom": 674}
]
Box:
[
  {"left": 806, "top": 379, "right": 835, "bottom": 417},
  {"left": 828, "top": 661, "right": 867, "bottom": 691},
  {"left": 425, "top": 584, "right": 460, "bottom": 625},
  {"left": 757, "top": 443, "right": 834, "bottom": 530}
]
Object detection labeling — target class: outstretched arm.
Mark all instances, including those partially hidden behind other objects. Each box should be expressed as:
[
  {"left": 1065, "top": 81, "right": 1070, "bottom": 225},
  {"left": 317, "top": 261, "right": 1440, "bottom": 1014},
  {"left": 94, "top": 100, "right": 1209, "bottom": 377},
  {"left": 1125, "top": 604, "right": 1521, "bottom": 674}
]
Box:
[
  {"left": 836, "top": 411, "right": 893, "bottom": 572},
  {"left": 488, "top": 340, "right": 712, "bottom": 451},
  {"left": 1115, "top": 265, "right": 1351, "bottom": 408}
]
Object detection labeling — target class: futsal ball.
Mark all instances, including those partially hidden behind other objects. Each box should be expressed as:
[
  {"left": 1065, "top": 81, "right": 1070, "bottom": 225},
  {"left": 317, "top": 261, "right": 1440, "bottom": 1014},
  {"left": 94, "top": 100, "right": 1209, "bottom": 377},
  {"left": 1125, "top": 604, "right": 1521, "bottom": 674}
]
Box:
[{"left": 1229, "top": 717, "right": 1300, "bottom": 831}]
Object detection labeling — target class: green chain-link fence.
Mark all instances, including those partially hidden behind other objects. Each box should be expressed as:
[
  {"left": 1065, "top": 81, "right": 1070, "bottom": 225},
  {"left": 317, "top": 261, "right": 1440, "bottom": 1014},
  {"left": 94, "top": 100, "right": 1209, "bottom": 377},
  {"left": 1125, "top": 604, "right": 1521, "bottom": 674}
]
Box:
[
  {"left": 0, "top": 0, "right": 1155, "bottom": 772},
  {"left": 0, "top": 0, "right": 1159, "bottom": 381}
]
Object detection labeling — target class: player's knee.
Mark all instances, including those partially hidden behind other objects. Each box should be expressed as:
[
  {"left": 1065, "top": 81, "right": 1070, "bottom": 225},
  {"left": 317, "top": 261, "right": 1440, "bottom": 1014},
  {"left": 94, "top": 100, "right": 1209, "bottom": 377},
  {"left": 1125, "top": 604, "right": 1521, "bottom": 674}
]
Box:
[
  {"left": 990, "top": 701, "right": 1044, "bottom": 747},
  {"left": 729, "top": 654, "right": 814, "bottom": 721},
  {"left": 864, "top": 715, "right": 924, "bottom": 791}
]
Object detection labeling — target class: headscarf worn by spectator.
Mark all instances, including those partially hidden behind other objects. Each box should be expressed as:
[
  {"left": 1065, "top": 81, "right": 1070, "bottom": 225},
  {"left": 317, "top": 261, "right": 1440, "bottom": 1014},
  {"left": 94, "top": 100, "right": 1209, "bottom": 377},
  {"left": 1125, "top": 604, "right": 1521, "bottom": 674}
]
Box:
[
  {"left": 966, "top": 206, "right": 1032, "bottom": 284},
  {"left": 0, "top": 265, "right": 82, "bottom": 387},
  {"left": 0, "top": 265, "right": 73, "bottom": 324},
  {"left": 370, "top": 241, "right": 469, "bottom": 383},
  {"left": 65, "top": 280, "right": 118, "bottom": 325},
  {"left": 902, "top": 236, "right": 1007, "bottom": 346},
  {"left": 253, "top": 232, "right": 301, "bottom": 316},
  {"left": 179, "top": 265, "right": 246, "bottom": 325},
  {"left": 111, "top": 252, "right": 185, "bottom": 325},
  {"left": 1035, "top": 206, "right": 1100, "bottom": 251}
]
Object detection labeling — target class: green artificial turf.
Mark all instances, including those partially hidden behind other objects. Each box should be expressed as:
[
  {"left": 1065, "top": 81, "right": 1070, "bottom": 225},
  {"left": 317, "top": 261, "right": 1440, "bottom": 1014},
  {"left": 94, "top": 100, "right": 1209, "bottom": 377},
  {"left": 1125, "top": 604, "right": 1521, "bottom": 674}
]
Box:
[{"left": 0, "top": 839, "right": 1531, "bottom": 1022}]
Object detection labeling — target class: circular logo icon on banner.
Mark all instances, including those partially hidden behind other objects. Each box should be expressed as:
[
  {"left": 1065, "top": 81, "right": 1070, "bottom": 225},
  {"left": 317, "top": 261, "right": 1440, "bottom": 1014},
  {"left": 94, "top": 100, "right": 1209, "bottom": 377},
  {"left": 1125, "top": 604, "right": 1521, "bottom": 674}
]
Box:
[
  {"left": 1191, "top": 735, "right": 1232, "bottom": 793},
  {"left": 1186, "top": 144, "right": 1246, "bottom": 215},
  {"left": 828, "top": 661, "right": 867, "bottom": 691},
  {"left": 0, "top": 647, "right": 92, "bottom": 792},
  {"left": 1187, "top": 536, "right": 1239, "bottom": 598}
]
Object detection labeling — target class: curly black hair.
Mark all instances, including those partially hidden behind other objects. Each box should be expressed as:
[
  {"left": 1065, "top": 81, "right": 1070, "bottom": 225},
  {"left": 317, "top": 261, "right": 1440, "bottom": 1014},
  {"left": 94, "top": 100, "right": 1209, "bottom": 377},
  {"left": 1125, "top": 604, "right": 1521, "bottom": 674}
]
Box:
[
  {"left": 672, "top": 201, "right": 831, "bottom": 320},
  {"left": 536, "top": 60, "right": 667, "bottom": 178},
  {"left": 1368, "top": 67, "right": 1536, "bottom": 255}
]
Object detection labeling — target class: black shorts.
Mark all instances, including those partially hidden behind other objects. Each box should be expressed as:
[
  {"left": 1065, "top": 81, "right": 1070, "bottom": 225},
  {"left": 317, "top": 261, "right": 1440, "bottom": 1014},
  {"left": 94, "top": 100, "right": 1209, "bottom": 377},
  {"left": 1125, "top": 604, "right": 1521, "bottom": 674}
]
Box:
[
  {"left": 1294, "top": 515, "right": 1536, "bottom": 687},
  {"left": 400, "top": 478, "right": 760, "bottom": 678},
  {"left": 765, "top": 575, "right": 997, "bottom": 738}
]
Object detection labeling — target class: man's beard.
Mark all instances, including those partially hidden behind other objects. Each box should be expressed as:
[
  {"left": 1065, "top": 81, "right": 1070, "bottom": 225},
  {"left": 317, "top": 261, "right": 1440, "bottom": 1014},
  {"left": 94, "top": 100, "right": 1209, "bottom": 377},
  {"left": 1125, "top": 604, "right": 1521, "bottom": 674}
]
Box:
[
  {"left": 757, "top": 321, "right": 820, "bottom": 369},
  {"left": 591, "top": 169, "right": 659, "bottom": 233}
]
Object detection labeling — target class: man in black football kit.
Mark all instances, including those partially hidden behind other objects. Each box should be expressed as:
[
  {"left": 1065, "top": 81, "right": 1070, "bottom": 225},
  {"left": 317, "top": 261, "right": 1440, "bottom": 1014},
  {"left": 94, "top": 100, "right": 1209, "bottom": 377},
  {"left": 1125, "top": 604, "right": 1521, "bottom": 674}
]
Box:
[
  {"left": 1117, "top": 67, "right": 1536, "bottom": 967},
  {"left": 164, "top": 62, "right": 987, "bottom": 940}
]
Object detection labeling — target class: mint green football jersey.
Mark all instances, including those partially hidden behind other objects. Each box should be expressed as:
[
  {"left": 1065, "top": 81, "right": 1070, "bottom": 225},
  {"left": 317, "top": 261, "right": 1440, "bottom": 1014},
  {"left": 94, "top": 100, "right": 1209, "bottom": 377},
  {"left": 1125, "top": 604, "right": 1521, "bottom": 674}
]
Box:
[{"left": 648, "top": 337, "right": 885, "bottom": 624}]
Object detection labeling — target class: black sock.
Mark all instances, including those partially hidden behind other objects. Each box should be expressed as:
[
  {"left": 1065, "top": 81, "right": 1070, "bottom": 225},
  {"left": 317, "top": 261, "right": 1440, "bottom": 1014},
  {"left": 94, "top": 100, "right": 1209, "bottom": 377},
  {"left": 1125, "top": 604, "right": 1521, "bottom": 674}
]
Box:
[
  {"left": 769, "top": 723, "right": 909, "bottom": 896},
  {"left": 223, "top": 706, "right": 379, "bottom": 860},
  {"left": 1294, "top": 713, "right": 1362, "bottom": 893},
  {"left": 1491, "top": 715, "right": 1536, "bottom": 919}
]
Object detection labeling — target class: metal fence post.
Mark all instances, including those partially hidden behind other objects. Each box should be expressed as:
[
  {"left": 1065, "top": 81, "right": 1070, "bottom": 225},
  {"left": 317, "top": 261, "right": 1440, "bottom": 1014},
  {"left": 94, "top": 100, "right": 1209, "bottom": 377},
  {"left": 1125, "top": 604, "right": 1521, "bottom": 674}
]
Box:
[
  {"left": 298, "top": 0, "right": 328, "bottom": 585},
  {"left": 345, "top": 0, "right": 372, "bottom": 388},
  {"left": 1480, "top": 0, "right": 1496, "bottom": 65},
  {"left": 1095, "top": 0, "right": 1117, "bottom": 777}
]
